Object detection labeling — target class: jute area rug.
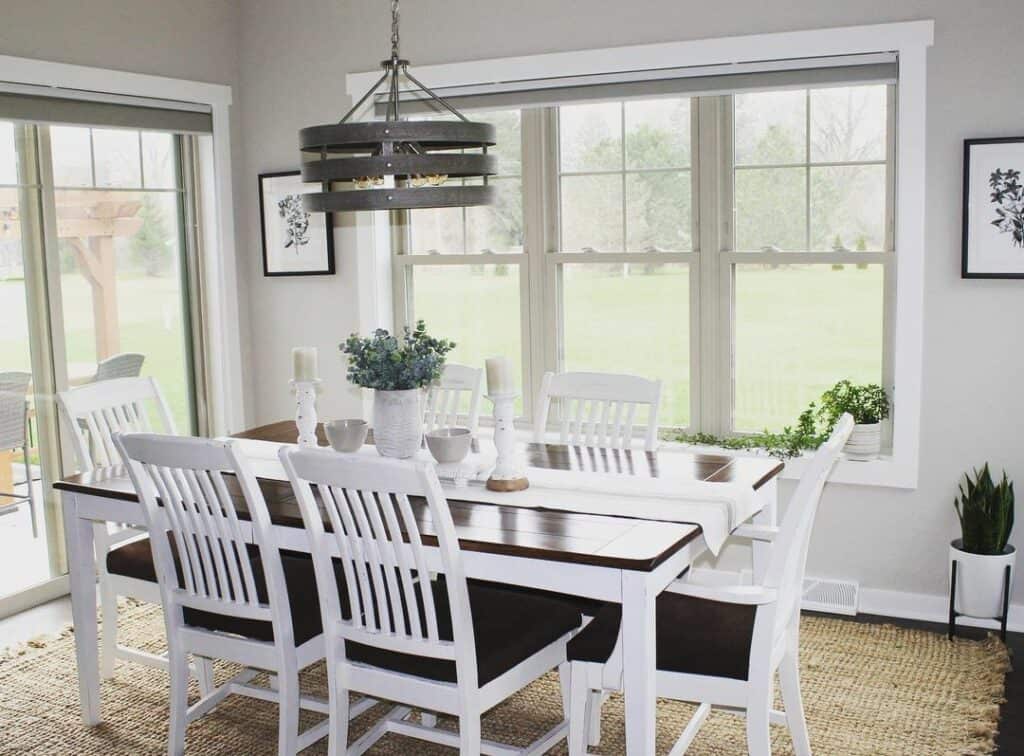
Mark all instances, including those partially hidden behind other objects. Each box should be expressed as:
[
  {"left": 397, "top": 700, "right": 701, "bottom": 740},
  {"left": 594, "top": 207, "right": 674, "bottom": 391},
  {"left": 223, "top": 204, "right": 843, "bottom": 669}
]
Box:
[{"left": 0, "top": 601, "right": 1009, "bottom": 755}]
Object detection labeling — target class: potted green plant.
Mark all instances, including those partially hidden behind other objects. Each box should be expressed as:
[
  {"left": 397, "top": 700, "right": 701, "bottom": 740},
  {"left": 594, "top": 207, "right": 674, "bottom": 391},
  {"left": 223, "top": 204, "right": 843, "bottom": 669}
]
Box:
[
  {"left": 817, "top": 380, "right": 889, "bottom": 459},
  {"left": 341, "top": 321, "right": 454, "bottom": 458},
  {"left": 951, "top": 464, "right": 1015, "bottom": 619}
]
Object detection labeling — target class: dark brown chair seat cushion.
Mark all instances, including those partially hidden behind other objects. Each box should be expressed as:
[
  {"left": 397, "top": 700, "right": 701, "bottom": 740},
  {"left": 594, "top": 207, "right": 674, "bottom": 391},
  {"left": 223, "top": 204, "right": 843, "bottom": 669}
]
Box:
[
  {"left": 107, "top": 537, "right": 582, "bottom": 684},
  {"left": 106, "top": 536, "right": 325, "bottom": 646},
  {"left": 346, "top": 581, "right": 581, "bottom": 685},
  {"left": 566, "top": 592, "right": 757, "bottom": 680}
]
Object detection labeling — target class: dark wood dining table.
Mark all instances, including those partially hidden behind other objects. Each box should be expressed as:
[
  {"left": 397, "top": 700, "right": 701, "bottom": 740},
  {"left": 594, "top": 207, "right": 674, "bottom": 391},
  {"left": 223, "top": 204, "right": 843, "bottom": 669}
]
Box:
[{"left": 56, "top": 420, "right": 782, "bottom": 754}]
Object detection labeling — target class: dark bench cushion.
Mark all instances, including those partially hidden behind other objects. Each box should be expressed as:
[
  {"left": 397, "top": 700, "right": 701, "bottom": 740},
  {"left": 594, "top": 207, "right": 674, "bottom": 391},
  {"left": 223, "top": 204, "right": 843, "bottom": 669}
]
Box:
[
  {"left": 566, "top": 592, "right": 757, "bottom": 680},
  {"left": 107, "top": 537, "right": 581, "bottom": 684}
]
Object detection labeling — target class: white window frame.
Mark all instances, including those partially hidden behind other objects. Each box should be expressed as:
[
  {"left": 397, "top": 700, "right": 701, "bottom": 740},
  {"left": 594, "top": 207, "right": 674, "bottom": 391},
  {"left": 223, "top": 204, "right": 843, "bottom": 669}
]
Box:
[
  {"left": 0, "top": 54, "right": 245, "bottom": 436},
  {"left": 348, "top": 21, "right": 934, "bottom": 488}
]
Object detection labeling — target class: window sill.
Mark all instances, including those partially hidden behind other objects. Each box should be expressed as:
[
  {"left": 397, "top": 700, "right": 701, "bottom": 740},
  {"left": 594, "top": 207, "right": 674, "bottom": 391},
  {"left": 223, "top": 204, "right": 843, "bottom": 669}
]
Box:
[
  {"left": 662, "top": 440, "right": 917, "bottom": 489},
  {"left": 489, "top": 426, "right": 918, "bottom": 489}
]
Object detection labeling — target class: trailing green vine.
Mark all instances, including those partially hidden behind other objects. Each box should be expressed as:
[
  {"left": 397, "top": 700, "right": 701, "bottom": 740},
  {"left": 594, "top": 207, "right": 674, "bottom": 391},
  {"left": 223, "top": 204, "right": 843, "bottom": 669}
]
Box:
[{"left": 673, "top": 380, "right": 889, "bottom": 460}]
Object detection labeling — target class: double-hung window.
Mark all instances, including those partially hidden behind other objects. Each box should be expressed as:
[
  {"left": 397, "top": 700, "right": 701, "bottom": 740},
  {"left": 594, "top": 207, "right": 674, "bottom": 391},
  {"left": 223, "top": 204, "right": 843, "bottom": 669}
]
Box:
[{"left": 391, "top": 64, "right": 896, "bottom": 443}]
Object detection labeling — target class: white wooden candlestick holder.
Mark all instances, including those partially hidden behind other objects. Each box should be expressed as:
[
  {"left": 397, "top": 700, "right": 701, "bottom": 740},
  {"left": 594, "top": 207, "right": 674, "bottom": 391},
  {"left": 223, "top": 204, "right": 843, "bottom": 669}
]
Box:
[
  {"left": 289, "top": 379, "right": 322, "bottom": 447},
  {"left": 486, "top": 392, "right": 528, "bottom": 492}
]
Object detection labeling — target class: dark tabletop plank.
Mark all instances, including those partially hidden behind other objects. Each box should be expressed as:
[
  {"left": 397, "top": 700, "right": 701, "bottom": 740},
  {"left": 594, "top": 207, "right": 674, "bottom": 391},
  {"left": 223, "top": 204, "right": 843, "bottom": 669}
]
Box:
[
  {"left": 236, "top": 421, "right": 783, "bottom": 489},
  {"left": 55, "top": 421, "right": 785, "bottom": 571}
]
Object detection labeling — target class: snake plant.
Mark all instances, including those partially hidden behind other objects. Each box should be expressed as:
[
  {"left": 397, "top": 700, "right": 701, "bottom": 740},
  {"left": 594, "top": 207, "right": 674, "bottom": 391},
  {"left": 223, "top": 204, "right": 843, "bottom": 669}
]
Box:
[{"left": 954, "top": 464, "right": 1015, "bottom": 555}]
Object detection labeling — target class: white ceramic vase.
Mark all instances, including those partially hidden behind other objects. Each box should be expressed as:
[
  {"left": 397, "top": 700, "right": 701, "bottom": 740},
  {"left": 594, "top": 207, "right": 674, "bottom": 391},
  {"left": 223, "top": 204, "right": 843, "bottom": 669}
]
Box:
[
  {"left": 373, "top": 388, "right": 423, "bottom": 459},
  {"left": 843, "top": 422, "right": 880, "bottom": 460},
  {"left": 950, "top": 539, "right": 1016, "bottom": 618}
]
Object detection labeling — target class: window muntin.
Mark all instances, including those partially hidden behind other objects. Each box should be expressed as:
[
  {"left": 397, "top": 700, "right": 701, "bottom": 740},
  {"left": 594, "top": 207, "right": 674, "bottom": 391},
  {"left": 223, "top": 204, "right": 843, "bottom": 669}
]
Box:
[
  {"left": 408, "top": 110, "right": 523, "bottom": 254},
  {"left": 558, "top": 98, "right": 692, "bottom": 253},
  {"left": 393, "top": 83, "right": 894, "bottom": 438},
  {"left": 732, "top": 85, "right": 889, "bottom": 252}
]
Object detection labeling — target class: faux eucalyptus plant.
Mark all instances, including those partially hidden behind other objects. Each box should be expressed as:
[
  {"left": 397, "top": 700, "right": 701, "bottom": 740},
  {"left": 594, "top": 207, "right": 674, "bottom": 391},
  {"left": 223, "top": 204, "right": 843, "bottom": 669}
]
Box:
[
  {"left": 955, "top": 464, "right": 1015, "bottom": 555},
  {"left": 341, "top": 320, "right": 454, "bottom": 391}
]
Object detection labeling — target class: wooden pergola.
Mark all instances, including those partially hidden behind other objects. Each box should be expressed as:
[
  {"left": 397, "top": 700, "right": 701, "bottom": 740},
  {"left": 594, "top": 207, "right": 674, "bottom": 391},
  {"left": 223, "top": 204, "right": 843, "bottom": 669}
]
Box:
[{"left": 0, "top": 191, "right": 143, "bottom": 359}]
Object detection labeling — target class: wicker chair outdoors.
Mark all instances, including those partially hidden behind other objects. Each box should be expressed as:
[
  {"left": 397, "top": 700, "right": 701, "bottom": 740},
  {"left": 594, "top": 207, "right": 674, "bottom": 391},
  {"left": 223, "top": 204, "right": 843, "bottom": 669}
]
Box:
[
  {"left": 94, "top": 353, "right": 145, "bottom": 382},
  {"left": 0, "top": 371, "right": 38, "bottom": 537}
]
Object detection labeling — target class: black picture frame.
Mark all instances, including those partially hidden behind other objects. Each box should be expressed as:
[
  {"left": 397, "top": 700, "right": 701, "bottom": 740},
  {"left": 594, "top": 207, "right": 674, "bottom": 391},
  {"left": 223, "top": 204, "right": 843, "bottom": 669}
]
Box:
[
  {"left": 259, "top": 170, "right": 335, "bottom": 277},
  {"left": 962, "top": 136, "right": 1024, "bottom": 279}
]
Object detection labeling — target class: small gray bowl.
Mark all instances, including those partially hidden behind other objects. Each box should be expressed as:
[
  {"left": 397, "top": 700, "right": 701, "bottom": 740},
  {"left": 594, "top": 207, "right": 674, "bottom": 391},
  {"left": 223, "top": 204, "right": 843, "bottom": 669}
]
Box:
[
  {"left": 425, "top": 427, "right": 473, "bottom": 464},
  {"left": 325, "top": 418, "right": 368, "bottom": 453}
]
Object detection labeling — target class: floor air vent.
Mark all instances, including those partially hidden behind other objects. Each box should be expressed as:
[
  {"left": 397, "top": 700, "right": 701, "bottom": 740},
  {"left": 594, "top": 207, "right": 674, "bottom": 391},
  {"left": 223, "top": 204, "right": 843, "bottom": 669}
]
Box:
[{"left": 802, "top": 577, "right": 859, "bottom": 616}]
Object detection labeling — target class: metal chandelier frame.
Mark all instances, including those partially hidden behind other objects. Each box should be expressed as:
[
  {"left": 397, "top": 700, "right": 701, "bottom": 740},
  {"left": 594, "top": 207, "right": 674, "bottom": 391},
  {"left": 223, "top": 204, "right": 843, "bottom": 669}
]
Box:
[{"left": 299, "top": 0, "right": 497, "bottom": 212}]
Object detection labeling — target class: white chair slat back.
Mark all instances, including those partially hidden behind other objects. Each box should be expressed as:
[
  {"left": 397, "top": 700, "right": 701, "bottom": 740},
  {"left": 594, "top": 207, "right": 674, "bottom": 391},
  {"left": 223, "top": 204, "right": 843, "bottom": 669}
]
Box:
[
  {"left": 280, "top": 448, "right": 476, "bottom": 674},
  {"left": 534, "top": 371, "right": 662, "bottom": 452},
  {"left": 58, "top": 377, "right": 175, "bottom": 472},
  {"left": 114, "top": 433, "right": 280, "bottom": 624},
  {"left": 423, "top": 364, "right": 484, "bottom": 436}
]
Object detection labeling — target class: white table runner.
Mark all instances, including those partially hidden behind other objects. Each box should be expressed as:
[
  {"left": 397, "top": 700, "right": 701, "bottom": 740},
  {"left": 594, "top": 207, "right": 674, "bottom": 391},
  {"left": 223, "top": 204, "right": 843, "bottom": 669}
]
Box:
[{"left": 228, "top": 438, "right": 759, "bottom": 555}]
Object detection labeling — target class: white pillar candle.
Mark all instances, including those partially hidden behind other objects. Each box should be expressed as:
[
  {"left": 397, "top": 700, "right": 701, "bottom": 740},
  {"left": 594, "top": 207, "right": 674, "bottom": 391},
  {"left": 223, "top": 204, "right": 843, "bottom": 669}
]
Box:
[
  {"left": 292, "top": 346, "right": 319, "bottom": 382},
  {"left": 485, "top": 356, "right": 515, "bottom": 396}
]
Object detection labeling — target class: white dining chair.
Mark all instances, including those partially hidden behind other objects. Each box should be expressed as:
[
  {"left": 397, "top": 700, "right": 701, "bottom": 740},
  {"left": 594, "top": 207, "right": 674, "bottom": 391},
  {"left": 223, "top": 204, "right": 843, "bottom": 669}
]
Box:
[
  {"left": 113, "top": 433, "right": 329, "bottom": 756},
  {"left": 0, "top": 371, "right": 38, "bottom": 537},
  {"left": 423, "top": 363, "right": 484, "bottom": 436},
  {"left": 564, "top": 414, "right": 855, "bottom": 756},
  {"left": 533, "top": 371, "right": 662, "bottom": 452},
  {"left": 279, "top": 446, "right": 583, "bottom": 756},
  {"left": 57, "top": 376, "right": 210, "bottom": 689}
]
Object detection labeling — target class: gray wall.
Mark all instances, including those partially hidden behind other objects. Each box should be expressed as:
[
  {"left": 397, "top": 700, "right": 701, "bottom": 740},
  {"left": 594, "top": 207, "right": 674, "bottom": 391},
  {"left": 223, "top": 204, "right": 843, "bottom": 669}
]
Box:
[
  {"left": 0, "top": 0, "right": 240, "bottom": 84},
  {"left": 234, "top": 0, "right": 1024, "bottom": 608},
  {"left": 0, "top": 0, "right": 253, "bottom": 423}
]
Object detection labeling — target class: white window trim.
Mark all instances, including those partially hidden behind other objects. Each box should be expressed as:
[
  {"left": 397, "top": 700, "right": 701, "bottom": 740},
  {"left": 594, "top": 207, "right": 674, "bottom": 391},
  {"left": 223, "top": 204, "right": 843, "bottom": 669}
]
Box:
[
  {"left": 347, "top": 21, "right": 934, "bottom": 489},
  {"left": 0, "top": 53, "right": 246, "bottom": 436}
]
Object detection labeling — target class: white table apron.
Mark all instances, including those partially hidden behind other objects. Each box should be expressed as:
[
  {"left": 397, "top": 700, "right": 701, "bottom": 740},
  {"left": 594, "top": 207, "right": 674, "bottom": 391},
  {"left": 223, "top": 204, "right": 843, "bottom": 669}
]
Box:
[{"left": 61, "top": 470, "right": 776, "bottom": 756}]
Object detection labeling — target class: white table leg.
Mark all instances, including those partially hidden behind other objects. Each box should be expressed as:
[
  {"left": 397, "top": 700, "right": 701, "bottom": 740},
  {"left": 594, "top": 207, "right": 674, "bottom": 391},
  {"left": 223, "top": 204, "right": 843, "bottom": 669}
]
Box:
[
  {"left": 64, "top": 493, "right": 101, "bottom": 725},
  {"left": 751, "top": 478, "right": 778, "bottom": 583},
  {"left": 621, "top": 570, "right": 657, "bottom": 755}
]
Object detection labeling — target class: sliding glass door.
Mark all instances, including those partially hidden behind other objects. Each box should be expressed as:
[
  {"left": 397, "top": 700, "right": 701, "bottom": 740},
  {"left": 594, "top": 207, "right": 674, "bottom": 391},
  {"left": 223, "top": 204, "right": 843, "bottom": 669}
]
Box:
[
  {"left": 49, "top": 126, "right": 196, "bottom": 432},
  {"left": 0, "top": 120, "right": 200, "bottom": 611}
]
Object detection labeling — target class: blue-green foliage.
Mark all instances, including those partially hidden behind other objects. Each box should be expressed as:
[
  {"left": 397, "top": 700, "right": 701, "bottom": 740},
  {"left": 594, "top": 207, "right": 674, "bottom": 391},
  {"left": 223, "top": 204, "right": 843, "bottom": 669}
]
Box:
[{"left": 341, "top": 320, "right": 455, "bottom": 391}]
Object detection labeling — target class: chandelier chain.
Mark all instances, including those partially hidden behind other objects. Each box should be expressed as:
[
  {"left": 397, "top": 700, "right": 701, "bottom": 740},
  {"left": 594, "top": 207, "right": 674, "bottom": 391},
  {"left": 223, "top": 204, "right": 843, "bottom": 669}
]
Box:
[{"left": 390, "top": 0, "right": 400, "bottom": 60}]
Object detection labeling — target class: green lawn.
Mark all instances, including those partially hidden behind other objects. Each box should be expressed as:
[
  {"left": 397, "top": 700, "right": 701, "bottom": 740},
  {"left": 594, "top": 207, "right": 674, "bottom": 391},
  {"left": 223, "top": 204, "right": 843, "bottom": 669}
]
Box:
[
  {"left": 2, "top": 263, "right": 883, "bottom": 441},
  {"left": 414, "top": 262, "right": 884, "bottom": 432},
  {"left": 0, "top": 274, "right": 193, "bottom": 433}
]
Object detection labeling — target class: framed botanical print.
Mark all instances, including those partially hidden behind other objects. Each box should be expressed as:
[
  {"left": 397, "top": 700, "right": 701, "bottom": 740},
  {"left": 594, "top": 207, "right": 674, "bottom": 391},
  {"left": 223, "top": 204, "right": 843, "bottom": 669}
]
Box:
[
  {"left": 962, "top": 137, "right": 1024, "bottom": 279},
  {"left": 259, "top": 170, "right": 335, "bottom": 276}
]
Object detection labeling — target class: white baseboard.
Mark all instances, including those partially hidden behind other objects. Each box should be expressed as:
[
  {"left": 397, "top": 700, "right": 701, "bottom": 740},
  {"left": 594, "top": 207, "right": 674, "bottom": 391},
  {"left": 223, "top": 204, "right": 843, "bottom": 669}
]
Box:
[
  {"left": 687, "top": 568, "right": 1022, "bottom": 634},
  {"left": 858, "top": 587, "right": 1023, "bottom": 634}
]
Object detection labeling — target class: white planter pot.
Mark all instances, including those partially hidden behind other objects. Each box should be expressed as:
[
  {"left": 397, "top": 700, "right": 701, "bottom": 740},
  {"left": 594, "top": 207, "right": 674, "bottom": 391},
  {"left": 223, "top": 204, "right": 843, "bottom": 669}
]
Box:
[
  {"left": 843, "top": 422, "right": 880, "bottom": 460},
  {"left": 373, "top": 389, "right": 423, "bottom": 459},
  {"left": 950, "top": 540, "right": 1016, "bottom": 619}
]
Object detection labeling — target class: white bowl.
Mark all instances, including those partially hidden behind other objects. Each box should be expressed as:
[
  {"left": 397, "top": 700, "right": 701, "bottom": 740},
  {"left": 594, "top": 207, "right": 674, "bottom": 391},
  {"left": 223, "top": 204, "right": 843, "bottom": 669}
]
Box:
[
  {"left": 325, "top": 419, "right": 368, "bottom": 453},
  {"left": 425, "top": 427, "right": 473, "bottom": 464}
]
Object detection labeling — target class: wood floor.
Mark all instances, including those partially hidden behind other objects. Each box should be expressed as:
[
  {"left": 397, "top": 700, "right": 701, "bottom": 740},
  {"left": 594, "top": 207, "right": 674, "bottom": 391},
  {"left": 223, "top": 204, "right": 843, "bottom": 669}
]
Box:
[{"left": 0, "top": 601, "right": 1020, "bottom": 752}]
